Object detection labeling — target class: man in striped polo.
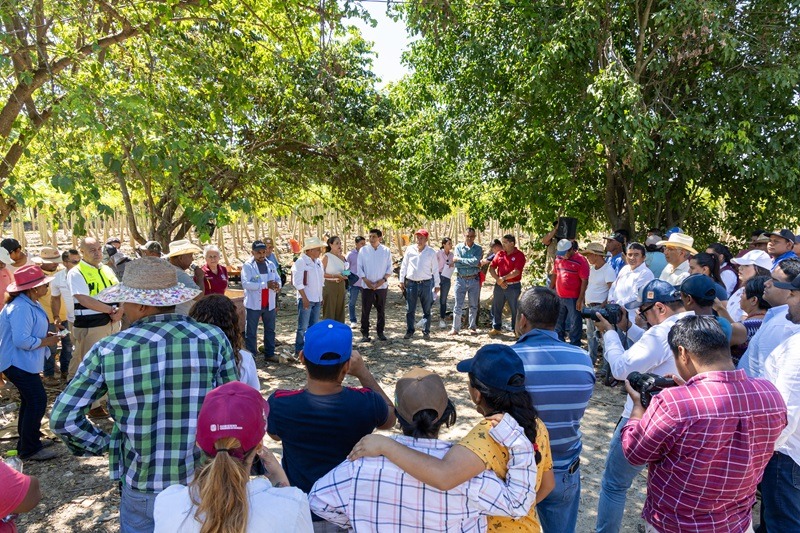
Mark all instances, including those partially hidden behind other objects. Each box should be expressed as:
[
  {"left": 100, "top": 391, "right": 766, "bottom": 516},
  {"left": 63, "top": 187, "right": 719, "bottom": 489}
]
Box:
[{"left": 512, "top": 287, "right": 595, "bottom": 533}]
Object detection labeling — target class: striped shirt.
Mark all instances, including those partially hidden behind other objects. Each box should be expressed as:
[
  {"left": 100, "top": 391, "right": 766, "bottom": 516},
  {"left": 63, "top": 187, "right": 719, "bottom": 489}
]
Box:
[
  {"left": 512, "top": 329, "right": 594, "bottom": 470},
  {"left": 50, "top": 314, "right": 238, "bottom": 492},
  {"left": 621, "top": 370, "right": 786, "bottom": 532},
  {"left": 308, "top": 414, "right": 536, "bottom": 532}
]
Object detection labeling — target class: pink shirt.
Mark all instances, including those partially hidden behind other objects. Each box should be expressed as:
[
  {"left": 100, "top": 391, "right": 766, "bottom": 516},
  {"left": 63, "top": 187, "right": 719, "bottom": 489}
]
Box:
[
  {"left": 0, "top": 461, "right": 31, "bottom": 533},
  {"left": 621, "top": 370, "right": 787, "bottom": 532},
  {"left": 0, "top": 268, "right": 12, "bottom": 306}
]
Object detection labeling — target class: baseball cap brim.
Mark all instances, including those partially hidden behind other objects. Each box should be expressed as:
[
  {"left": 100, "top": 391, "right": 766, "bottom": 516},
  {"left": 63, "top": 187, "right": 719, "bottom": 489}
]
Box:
[
  {"left": 772, "top": 280, "right": 800, "bottom": 291},
  {"left": 456, "top": 358, "right": 475, "bottom": 373}
]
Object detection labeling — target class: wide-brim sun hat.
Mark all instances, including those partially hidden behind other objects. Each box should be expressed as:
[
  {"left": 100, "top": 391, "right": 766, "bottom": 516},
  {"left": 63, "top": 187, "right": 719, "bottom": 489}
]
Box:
[
  {"left": 96, "top": 257, "right": 200, "bottom": 306},
  {"left": 655, "top": 233, "right": 698, "bottom": 255},
  {"left": 7, "top": 264, "right": 54, "bottom": 292},
  {"left": 166, "top": 239, "right": 202, "bottom": 258},
  {"left": 581, "top": 242, "right": 605, "bottom": 256},
  {"left": 302, "top": 237, "right": 325, "bottom": 252},
  {"left": 34, "top": 246, "right": 61, "bottom": 265}
]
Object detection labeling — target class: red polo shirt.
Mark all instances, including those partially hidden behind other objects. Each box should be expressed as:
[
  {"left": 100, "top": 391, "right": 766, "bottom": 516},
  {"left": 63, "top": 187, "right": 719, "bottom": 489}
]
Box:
[
  {"left": 491, "top": 248, "right": 526, "bottom": 282},
  {"left": 553, "top": 253, "right": 590, "bottom": 298}
]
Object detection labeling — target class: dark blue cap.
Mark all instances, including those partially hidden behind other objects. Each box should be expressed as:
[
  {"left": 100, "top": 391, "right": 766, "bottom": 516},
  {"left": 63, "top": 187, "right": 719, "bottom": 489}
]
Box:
[
  {"left": 773, "top": 275, "right": 800, "bottom": 291},
  {"left": 302, "top": 320, "right": 352, "bottom": 365},
  {"left": 626, "top": 279, "right": 682, "bottom": 309},
  {"left": 252, "top": 240, "right": 267, "bottom": 250},
  {"left": 680, "top": 274, "right": 718, "bottom": 300},
  {"left": 456, "top": 344, "right": 526, "bottom": 393}
]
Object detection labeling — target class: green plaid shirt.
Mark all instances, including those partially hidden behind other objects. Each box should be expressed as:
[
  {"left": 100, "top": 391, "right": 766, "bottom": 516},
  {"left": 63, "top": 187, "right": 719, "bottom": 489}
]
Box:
[{"left": 50, "top": 313, "right": 238, "bottom": 492}]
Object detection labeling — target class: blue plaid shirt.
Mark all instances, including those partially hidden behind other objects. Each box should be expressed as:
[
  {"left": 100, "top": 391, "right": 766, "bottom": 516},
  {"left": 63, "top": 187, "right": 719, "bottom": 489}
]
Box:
[{"left": 50, "top": 313, "right": 238, "bottom": 492}]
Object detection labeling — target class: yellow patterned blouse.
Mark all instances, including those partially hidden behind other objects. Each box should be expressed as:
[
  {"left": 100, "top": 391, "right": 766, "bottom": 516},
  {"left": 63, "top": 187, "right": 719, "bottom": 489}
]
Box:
[{"left": 459, "top": 418, "right": 552, "bottom": 532}]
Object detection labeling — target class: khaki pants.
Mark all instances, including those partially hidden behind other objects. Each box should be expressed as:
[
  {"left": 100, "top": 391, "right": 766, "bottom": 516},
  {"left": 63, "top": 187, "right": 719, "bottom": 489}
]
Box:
[{"left": 68, "top": 322, "right": 120, "bottom": 379}]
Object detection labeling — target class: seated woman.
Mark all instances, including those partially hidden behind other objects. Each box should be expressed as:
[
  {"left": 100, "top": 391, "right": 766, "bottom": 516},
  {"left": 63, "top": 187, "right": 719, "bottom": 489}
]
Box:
[
  {"left": 348, "top": 344, "right": 553, "bottom": 532},
  {"left": 154, "top": 381, "right": 313, "bottom": 532},
  {"left": 189, "top": 294, "right": 259, "bottom": 391}
]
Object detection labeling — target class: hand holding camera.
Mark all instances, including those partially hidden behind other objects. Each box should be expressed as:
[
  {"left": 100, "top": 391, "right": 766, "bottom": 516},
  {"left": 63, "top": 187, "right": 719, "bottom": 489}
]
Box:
[{"left": 626, "top": 371, "right": 679, "bottom": 408}]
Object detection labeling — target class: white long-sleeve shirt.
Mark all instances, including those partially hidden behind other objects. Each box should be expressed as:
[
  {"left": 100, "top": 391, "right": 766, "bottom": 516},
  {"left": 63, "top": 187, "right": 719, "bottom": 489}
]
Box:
[
  {"left": 764, "top": 332, "right": 800, "bottom": 465},
  {"left": 291, "top": 253, "right": 324, "bottom": 302},
  {"left": 241, "top": 257, "right": 281, "bottom": 311},
  {"left": 603, "top": 311, "right": 695, "bottom": 418},
  {"left": 608, "top": 262, "right": 655, "bottom": 321},
  {"left": 399, "top": 245, "right": 440, "bottom": 288},
  {"left": 358, "top": 244, "right": 393, "bottom": 290}
]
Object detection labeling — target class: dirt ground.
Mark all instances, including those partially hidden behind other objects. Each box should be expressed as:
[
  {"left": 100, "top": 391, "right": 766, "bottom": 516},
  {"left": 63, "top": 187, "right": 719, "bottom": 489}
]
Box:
[{"left": 1, "top": 280, "right": 647, "bottom": 532}]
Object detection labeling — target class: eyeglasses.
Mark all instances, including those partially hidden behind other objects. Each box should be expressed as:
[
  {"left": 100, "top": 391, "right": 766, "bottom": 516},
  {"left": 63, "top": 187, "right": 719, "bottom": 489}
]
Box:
[
  {"left": 65, "top": 260, "right": 80, "bottom": 264},
  {"left": 638, "top": 304, "right": 655, "bottom": 320}
]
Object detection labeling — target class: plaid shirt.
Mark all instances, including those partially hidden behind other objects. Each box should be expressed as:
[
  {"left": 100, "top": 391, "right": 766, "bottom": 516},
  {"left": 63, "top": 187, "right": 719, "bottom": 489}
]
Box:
[
  {"left": 50, "top": 313, "right": 238, "bottom": 493},
  {"left": 621, "top": 370, "right": 787, "bottom": 532},
  {"left": 308, "top": 414, "right": 536, "bottom": 532}
]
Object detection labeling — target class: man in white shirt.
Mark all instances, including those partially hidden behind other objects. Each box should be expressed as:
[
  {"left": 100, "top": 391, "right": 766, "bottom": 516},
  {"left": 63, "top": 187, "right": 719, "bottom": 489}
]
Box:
[
  {"left": 242, "top": 240, "right": 282, "bottom": 361},
  {"left": 291, "top": 237, "right": 325, "bottom": 355},
  {"left": 608, "top": 243, "right": 655, "bottom": 323},
  {"left": 399, "top": 229, "right": 440, "bottom": 340},
  {"left": 761, "top": 271, "right": 800, "bottom": 531},
  {"left": 593, "top": 279, "right": 692, "bottom": 533},
  {"left": 49, "top": 248, "right": 81, "bottom": 384},
  {"left": 656, "top": 233, "right": 696, "bottom": 285},
  {"left": 582, "top": 242, "right": 617, "bottom": 365},
  {"left": 357, "top": 229, "right": 393, "bottom": 342},
  {"left": 738, "top": 258, "right": 800, "bottom": 379}
]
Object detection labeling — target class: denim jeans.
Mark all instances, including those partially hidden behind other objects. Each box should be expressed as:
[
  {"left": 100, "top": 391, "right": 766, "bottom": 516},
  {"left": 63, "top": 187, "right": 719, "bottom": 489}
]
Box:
[
  {"left": 556, "top": 297, "right": 583, "bottom": 346},
  {"left": 452, "top": 276, "right": 480, "bottom": 332},
  {"left": 439, "top": 276, "right": 452, "bottom": 319},
  {"left": 245, "top": 306, "right": 277, "bottom": 357},
  {"left": 3, "top": 366, "right": 47, "bottom": 458},
  {"left": 537, "top": 464, "right": 582, "bottom": 533},
  {"left": 119, "top": 484, "right": 158, "bottom": 533},
  {"left": 758, "top": 452, "right": 800, "bottom": 532},
  {"left": 294, "top": 300, "right": 321, "bottom": 354},
  {"left": 348, "top": 285, "right": 361, "bottom": 323},
  {"left": 585, "top": 317, "right": 599, "bottom": 365},
  {"left": 43, "top": 321, "right": 72, "bottom": 377},
  {"left": 405, "top": 279, "right": 434, "bottom": 335},
  {"left": 491, "top": 283, "right": 521, "bottom": 331},
  {"left": 596, "top": 417, "right": 645, "bottom": 532}
]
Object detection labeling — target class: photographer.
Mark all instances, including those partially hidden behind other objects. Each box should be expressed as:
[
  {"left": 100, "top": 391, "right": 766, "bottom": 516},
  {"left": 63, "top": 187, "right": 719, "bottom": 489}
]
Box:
[
  {"left": 593, "top": 279, "right": 692, "bottom": 532},
  {"left": 621, "top": 316, "right": 786, "bottom": 533}
]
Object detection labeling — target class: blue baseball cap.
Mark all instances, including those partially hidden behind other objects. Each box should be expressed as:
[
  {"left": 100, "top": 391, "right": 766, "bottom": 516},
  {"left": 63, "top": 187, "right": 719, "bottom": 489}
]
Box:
[
  {"left": 456, "top": 344, "right": 526, "bottom": 393},
  {"left": 680, "top": 274, "right": 718, "bottom": 301},
  {"left": 665, "top": 226, "right": 683, "bottom": 238},
  {"left": 625, "top": 279, "right": 682, "bottom": 309},
  {"left": 302, "top": 320, "right": 352, "bottom": 365},
  {"left": 252, "top": 240, "right": 267, "bottom": 250}
]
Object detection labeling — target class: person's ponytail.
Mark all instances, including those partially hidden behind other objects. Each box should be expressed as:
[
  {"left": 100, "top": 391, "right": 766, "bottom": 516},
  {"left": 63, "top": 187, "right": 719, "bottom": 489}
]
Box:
[{"left": 190, "top": 437, "right": 253, "bottom": 533}]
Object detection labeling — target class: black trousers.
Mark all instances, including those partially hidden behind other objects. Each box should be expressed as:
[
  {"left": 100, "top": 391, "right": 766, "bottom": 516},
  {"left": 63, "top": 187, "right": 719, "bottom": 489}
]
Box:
[{"left": 361, "top": 288, "right": 388, "bottom": 337}]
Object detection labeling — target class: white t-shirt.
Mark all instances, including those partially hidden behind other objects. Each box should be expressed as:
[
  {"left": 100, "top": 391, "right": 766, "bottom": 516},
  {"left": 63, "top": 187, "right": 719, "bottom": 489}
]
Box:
[
  {"left": 239, "top": 349, "right": 260, "bottom": 391},
  {"left": 727, "top": 287, "right": 745, "bottom": 322},
  {"left": 154, "top": 478, "right": 313, "bottom": 533},
  {"left": 51, "top": 268, "right": 75, "bottom": 322},
  {"left": 585, "top": 262, "right": 616, "bottom": 304}
]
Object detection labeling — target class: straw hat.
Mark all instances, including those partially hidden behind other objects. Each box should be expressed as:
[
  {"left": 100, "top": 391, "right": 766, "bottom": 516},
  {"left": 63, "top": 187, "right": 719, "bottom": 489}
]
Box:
[
  {"left": 655, "top": 233, "right": 698, "bottom": 254},
  {"left": 302, "top": 237, "right": 325, "bottom": 252},
  {"left": 166, "top": 239, "right": 202, "bottom": 258},
  {"left": 7, "top": 264, "right": 54, "bottom": 292},
  {"left": 95, "top": 257, "right": 200, "bottom": 306},
  {"left": 581, "top": 242, "right": 605, "bottom": 256},
  {"left": 35, "top": 246, "right": 61, "bottom": 265}
]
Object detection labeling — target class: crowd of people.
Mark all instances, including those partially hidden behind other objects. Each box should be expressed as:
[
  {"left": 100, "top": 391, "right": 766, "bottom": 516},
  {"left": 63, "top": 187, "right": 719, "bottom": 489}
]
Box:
[{"left": 0, "top": 223, "right": 799, "bottom": 532}]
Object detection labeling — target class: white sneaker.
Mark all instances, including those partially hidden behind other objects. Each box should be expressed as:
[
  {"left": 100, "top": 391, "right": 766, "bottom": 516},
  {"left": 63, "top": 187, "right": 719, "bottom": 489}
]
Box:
[
  {"left": 439, "top": 320, "right": 447, "bottom": 329},
  {"left": 349, "top": 322, "right": 358, "bottom": 329},
  {"left": 416, "top": 318, "right": 427, "bottom": 329}
]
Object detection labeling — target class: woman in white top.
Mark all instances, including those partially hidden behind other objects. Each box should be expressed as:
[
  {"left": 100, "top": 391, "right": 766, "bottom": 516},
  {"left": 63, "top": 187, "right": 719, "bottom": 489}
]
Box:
[
  {"left": 154, "top": 381, "right": 313, "bottom": 533},
  {"left": 608, "top": 242, "right": 655, "bottom": 322},
  {"left": 189, "top": 294, "right": 259, "bottom": 391},
  {"left": 723, "top": 251, "right": 772, "bottom": 322},
  {"left": 321, "top": 236, "right": 347, "bottom": 323},
  {"left": 436, "top": 237, "right": 455, "bottom": 329}
]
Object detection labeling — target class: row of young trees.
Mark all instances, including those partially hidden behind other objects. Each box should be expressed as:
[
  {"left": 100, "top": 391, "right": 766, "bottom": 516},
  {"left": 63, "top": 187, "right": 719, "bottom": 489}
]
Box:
[{"left": 1, "top": 0, "right": 798, "bottom": 245}]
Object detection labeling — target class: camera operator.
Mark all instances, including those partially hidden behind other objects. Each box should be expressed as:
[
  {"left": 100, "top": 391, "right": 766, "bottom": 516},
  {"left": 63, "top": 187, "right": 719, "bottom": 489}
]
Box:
[
  {"left": 621, "top": 316, "right": 786, "bottom": 533},
  {"left": 593, "top": 279, "right": 692, "bottom": 532}
]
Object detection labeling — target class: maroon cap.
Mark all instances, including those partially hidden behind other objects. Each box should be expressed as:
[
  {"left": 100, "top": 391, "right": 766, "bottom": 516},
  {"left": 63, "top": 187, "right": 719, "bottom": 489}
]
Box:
[
  {"left": 415, "top": 229, "right": 430, "bottom": 238},
  {"left": 196, "top": 382, "right": 269, "bottom": 459}
]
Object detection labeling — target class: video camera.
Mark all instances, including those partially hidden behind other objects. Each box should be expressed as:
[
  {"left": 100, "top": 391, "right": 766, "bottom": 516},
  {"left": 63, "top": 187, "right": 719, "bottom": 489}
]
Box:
[
  {"left": 580, "top": 303, "right": 622, "bottom": 325},
  {"left": 627, "top": 371, "right": 678, "bottom": 408}
]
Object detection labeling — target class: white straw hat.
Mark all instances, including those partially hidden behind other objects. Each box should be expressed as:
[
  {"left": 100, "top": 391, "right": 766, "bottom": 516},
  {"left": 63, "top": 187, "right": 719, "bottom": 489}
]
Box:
[
  {"left": 655, "top": 233, "right": 698, "bottom": 255},
  {"left": 166, "top": 239, "right": 202, "bottom": 258},
  {"left": 96, "top": 257, "right": 200, "bottom": 306}
]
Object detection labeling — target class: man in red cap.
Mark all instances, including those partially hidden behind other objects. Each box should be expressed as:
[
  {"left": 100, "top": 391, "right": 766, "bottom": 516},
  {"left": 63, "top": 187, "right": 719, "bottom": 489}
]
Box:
[{"left": 399, "top": 229, "right": 440, "bottom": 339}]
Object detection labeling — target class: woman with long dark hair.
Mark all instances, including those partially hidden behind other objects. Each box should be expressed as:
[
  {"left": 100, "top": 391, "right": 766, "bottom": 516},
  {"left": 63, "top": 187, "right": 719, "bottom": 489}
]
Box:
[
  {"left": 190, "top": 294, "right": 259, "bottom": 390},
  {"left": 321, "top": 236, "right": 347, "bottom": 322},
  {"left": 154, "top": 381, "right": 312, "bottom": 532},
  {"left": 0, "top": 265, "right": 61, "bottom": 461},
  {"left": 349, "top": 344, "right": 553, "bottom": 531},
  {"left": 689, "top": 252, "right": 728, "bottom": 302}
]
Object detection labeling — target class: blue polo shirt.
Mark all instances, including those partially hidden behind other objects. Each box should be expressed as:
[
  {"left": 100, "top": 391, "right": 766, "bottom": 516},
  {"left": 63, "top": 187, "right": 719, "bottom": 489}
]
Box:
[
  {"left": 512, "top": 328, "right": 595, "bottom": 470},
  {"left": 609, "top": 252, "right": 625, "bottom": 275},
  {"left": 773, "top": 251, "right": 798, "bottom": 271}
]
